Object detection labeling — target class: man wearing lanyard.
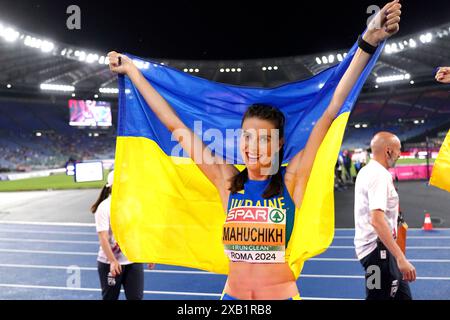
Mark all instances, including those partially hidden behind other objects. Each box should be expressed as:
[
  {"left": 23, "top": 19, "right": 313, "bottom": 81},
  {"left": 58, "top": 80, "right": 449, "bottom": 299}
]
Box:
[{"left": 354, "top": 132, "right": 416, "bottom": 300}]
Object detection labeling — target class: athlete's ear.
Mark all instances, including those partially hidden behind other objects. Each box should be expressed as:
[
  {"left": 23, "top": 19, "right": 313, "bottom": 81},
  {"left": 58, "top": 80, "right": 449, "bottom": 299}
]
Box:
[{"left": 279, "top": 137, "right": 285, "bottom": 150}]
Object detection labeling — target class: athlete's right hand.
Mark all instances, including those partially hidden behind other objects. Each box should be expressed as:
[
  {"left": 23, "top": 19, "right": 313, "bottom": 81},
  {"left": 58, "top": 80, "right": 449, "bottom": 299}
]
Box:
[
  {"left": 110, "top": 260, "right": 122, "bottom": 277},
  {"left": 397, "top": 257, "right": 416, "bottom": 282},
  {"left": 107, "top": 51, "right": 136, "bottom": 76}
]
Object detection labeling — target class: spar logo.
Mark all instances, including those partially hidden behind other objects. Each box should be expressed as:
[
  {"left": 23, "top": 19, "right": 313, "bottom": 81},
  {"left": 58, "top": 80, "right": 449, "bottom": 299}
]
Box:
[
  {"left": 269, "top": 208, "right": 285, "bottom": 223},
  {"left": 226, "top": 206, "right": 286, "bottom": 223}
]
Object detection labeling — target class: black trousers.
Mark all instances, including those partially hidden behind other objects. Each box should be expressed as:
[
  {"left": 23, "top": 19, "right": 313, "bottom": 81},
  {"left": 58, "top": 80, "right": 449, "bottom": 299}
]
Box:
[
  {"left": 97, "top": 261, "right": 144, "bottom": 300},
  {"left": 360, "top": 241, "right": 412, "bottom": 300}
]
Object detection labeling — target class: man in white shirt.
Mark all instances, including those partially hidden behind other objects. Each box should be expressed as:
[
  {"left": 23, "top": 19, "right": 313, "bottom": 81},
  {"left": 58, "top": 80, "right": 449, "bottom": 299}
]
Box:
[{"left": 354, "top": 132, "right": 416, "bottom": 300}]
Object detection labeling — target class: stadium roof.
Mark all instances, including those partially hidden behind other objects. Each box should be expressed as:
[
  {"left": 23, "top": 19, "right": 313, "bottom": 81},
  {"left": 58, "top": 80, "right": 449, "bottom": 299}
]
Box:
[{"left": 1, "top": 19, "right": 450, "bottom": 99}]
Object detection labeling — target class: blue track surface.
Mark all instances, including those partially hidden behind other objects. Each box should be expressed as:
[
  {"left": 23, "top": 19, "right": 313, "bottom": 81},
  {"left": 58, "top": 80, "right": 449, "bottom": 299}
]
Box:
[{"left": 0, "top": 223, "right": 449, "bottom": 300}]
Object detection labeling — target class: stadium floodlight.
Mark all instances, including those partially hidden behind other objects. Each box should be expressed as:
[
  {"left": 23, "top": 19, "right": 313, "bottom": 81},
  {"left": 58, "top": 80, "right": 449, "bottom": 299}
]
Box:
[
  {"left": 375, "top": 85, "right": 379, "bottom": 89},
  {"left": 337, "top": 54, "right": 343, "bottom": 62},
  {"left": 321, "top": 56, "right": 328, "bottom": 64},
  {"left": 36, "top": 132, "right": 42, "bottom": 137},
  {"left": 355, "top": 124, "right": 361, "bottom": 129},
  {"left": 98, "top": 56, "right": 105, "bottom": 64},
  {"left": 195, "top": 68, "right": 200, "bottom": 73},
  {"left": 226, "top": 68, "right": 230, "bottom": 72},
  {"left": 231, "top": 68, "right": 236, "bottom": 72},
  {"left": 94, "top": 94, "right": 99, "bottom": 99},
  {"left": 86, "top": 53, "right": 99, "bottom": 64},
  {"left": 410, "top": 80, "right": 415, "bottom": 85},
  {"left": 316, "top": 57, "right": 322, "bottom": 65},
  {"left": 273, "top": 66, "right": 278, "bottom": 70},
  {"left": 41, "top": 40, "right": 54, "bottom": 53},
  {"left": 237, "top": 68, "right": 242, "bottom": 72},
  {"left": 189, "top": 68, "right": 194, "bottom": 73},
  {"left": 40, "top": 83, "right": 75, "bottom": 92},
  {"left": 385, "top": 44, "right": 392, "bottom": 54},
  {"left": 420, "top": 32, "right": 433, "bottom": 44},
  {"left": 72, "top": 93, "right": 76, "bottom": 97},
  {"left": 414, "top": 120, "right": 420, "bottom": 124},
  {"left": 362, "top": 124, "right": 368, "bottom": 128},
  {"left": 132, "top": 59, "right": 150, "bottom": 70},
  {"left": 328, "top": 55, "right": 335, "bottom": 64},
  {"left": 6, "top": 84, "right": 11, "bottom": 89},
  {"left": 268, "top": 66, "right": 273, "bottom": 71},
  {"left": 0, "top": 26, "right": 20, "bottom": 42},
  {"left": 183, "top": 68, "right": 188, "bottom": 72},
  {"left": 99, "top": 88, "right": 119, "bottom": 94},
  {"left": 376, "top": 73, "right": 412, "bottom": 84},
  {"left": 220, "top": 68, "right": 225, "bottom": 73},
  {"left": 409, "top": 38, "right": 417, "bottom": 48},
  {"left": 262, "top": 67, "right": 267, "bottom": 71}
]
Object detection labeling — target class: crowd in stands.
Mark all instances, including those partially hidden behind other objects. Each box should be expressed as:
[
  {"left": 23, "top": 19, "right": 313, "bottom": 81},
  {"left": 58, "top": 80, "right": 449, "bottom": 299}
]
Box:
[{"left": 0, "top": 99, "right": 116, "bottom": 172}]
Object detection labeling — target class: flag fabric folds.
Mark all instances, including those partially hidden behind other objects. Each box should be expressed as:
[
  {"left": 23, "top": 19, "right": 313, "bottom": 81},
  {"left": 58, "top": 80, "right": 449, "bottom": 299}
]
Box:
[
  {"left": 430, "top": 130, "right": 450, "bottom": 193},
  {"left": 111, "top": 37, "right": 384, "bottom": 279}
]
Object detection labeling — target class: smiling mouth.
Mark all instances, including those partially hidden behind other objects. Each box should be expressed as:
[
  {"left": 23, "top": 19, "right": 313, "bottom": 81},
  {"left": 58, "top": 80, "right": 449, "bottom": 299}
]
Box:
[{"left": 247, "top": 153, "right": 261, "bottom": 162}]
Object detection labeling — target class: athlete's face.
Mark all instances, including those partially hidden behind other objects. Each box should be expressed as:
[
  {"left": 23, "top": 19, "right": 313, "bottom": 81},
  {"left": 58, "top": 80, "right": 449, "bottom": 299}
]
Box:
[{"left": 240, "top": 117, "right": 282, "bottom": 175}]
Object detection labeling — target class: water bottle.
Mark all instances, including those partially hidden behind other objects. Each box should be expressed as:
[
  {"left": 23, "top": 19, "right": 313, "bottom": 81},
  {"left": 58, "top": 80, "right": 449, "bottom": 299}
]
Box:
[{"left": 107, "top": 272, "right": 116, "bottom": 286}]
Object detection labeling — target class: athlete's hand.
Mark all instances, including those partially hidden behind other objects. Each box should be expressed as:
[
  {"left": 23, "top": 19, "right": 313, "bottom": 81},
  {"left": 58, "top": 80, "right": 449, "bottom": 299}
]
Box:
[
  {"left": 365, "top": 0, "right": 402, "bottom": 46},
  {"left": 110, "top": 260, "right": 122, "bottom": 277},
  {"left": 107, "top": 51, "right": 137, "bottom": 76},
  {"left": 397, "top": 257, "right": 416, "bottom": 282},
  {"left": 436, "top": 67, "right": 450, "bottom": 84},
  {"left": 147, "top": 263, "right": 156, "bottom": 270}
]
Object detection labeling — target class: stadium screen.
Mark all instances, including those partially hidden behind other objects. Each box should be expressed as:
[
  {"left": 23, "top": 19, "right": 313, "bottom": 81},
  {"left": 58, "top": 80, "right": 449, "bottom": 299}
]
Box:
[
  {"left": 74, "top": 162, "right": 104, "bottom": 183},
  {"left": 69, "top": 99, "right": 112, "bottom": 127}
]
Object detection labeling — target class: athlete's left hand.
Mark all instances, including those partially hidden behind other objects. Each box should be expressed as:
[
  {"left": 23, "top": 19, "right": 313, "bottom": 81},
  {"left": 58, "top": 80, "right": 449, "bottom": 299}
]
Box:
[
  {"left": 364, "top": 0, "right": 402, "bottom": 46},
  {"left": 436, "top": 67, "right": 450, "bottom": 84}
]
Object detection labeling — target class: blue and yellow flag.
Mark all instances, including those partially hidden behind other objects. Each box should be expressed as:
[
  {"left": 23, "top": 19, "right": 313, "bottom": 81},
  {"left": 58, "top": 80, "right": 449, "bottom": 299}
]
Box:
[
  {"left": 111, "top": 38, "right": 384, "bottom": 278},
  {"left": 430, "top": 130, "right": 450, "bottom": 193}
]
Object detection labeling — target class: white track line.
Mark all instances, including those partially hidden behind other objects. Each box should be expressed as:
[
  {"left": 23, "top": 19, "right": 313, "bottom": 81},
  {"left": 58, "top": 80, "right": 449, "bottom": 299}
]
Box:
[
  {"left": 310, "top": 257, "right": 450, "bottom": 263},
  {"left": 0, "top": 283, "right": 360, "bottom": 300},
  {"left": 0, "top": 249, "right": 97, "bottom": 256},
  {"left": 0, "top": 264, "right": 216, "bottom": 275},
  {"left": 0, "top": 229, "right": 95, "bottom": 235},
  {"left": 334, "top": 236, "right": 450, "bottom": 239},
  {"left": 2, "top": 248, "right": 450, "bottom": 263},
  {"left": 0, "top": 221, "right": 95, "bottom": 227},
  {"left": 0, "top": 284, "right": 221, "bottom": 297},
  {"left": 1, "top": 264, "right": 448, "bottom": 281},
  {"left": 0, "top": 238, "right": 98, "bottom": 245},
  {"left": 299, "top": 274, "right": 450, "bottom": 281}
]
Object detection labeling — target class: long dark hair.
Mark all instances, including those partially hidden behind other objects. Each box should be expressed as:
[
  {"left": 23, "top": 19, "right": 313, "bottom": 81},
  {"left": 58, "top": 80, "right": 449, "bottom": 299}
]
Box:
[
  {"left": 229, "top": 104, "right": 285, "bottom": 198},
  {"left": 91, "top": 185, "right": 112, "bottom": 214}
]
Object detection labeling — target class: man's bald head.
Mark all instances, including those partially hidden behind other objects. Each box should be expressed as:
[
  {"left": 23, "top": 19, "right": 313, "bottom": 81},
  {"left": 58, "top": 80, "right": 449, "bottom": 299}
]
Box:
[
  {"left": 370, "top": 132, "right": 401, "bottom": 168},
  {"left": 371, "top": 132, "right": 401, "bottom": 154}
]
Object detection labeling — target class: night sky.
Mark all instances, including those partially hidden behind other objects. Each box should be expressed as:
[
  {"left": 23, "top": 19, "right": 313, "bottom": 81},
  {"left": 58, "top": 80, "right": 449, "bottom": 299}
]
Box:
[{"left": 1, "top": 0, "right": 449, "bottom": 60}]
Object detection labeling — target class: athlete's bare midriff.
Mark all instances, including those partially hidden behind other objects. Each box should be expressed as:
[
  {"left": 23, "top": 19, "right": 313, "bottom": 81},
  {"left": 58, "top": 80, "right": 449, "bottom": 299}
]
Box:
[{"left": 224, "top": 261, "right": 298, "bottom": 300}]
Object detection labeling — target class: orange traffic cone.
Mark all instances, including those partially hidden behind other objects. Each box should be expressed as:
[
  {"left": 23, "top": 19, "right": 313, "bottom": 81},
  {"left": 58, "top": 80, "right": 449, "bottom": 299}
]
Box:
[{"left": 422, "top": 213, "right": 433, "bottom": 231}]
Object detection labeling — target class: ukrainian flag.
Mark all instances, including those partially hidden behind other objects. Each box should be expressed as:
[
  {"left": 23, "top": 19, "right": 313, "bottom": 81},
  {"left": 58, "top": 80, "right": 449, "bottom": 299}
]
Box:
[
  {"left": 430, "top": 130, "right": 450, "bottom": 193},
  {"left": 111, "top": 37, "right": 384, "bottom": 278}
]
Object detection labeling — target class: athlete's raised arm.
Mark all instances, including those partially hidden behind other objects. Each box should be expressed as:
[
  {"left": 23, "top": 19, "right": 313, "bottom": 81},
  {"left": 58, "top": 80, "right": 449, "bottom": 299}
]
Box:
[
  {"left": 286, "top": 0, "right": 402, "bottom": 207},
  {"left": 108, "top": 52, "right": 238, "bottom": 201}
]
